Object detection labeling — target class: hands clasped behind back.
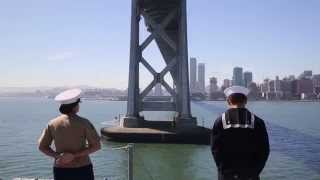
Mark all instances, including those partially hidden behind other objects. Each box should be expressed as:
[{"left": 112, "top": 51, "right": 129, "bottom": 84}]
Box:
[{"left": 55, "top": 153, "right": 75, "bottom": 166}]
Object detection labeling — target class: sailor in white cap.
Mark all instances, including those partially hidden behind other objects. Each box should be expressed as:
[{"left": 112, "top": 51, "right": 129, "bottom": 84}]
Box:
[
  {"left": 38, "top": 89, "right": 101, "bottom": 180},
  {"left": 211, "top": 86, "right": 270, "bottom": 180}
]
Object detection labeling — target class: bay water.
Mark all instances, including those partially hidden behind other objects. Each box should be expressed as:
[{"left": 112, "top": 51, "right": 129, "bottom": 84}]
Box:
[{"left": 0, "top": 98, "right": 319, "bottom": 180}]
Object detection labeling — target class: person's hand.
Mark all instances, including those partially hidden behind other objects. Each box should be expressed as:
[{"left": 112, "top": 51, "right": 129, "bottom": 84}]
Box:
[{"left": 56, "top": 153, "right": 75, "bottom": 165}]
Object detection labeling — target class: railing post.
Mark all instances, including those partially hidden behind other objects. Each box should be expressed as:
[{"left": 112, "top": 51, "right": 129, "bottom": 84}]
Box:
[{"left": 128, "top": 143, "right": 134, "bottom": 180}]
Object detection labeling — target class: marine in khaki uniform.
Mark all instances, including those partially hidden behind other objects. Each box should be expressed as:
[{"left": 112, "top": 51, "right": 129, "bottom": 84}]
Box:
[{"left": 38, "top": 89, "right": 101, "bottom": 180}]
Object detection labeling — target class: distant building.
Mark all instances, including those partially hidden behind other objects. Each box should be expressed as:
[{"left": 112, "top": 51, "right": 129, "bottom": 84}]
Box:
[
  {"left": 209, "top": 77, "right": 224, "bottom": 100},
  {"left": 223, "top": 79, "right": 231, "bottom": 88},
  {"left": 268, "top": 80, "right": 275, "bottom": 93},
  {"left": 221, "top": 79, "right": 231, "bottom": 91},
  {"left": 288, "top": 75, "right": 296, "bottom": 81},
  {"left": 274, "top": 76, "right": 281, "bottom": 92},
  {"left": 280, "top": 77, "right": 295, "bottom": 100},
  {"left": 260, "top": 79, "right": 272, "bottom": 100},
  {"left": 298, "top": 79, "right": 313, "bottom": 94},
  {"left": 209, "top": 77, "right": 219, "bottom": 93},
  {"left": 274, "top": 76, "right": 282, "bottom": 99},
  {"left": 248, "top": 82, "right": 260, "bottom": 100},
  {"left": 267, "top": 80, "right": 277, "bottom": 100},
  {"left": 293, "top": 78, "right": 314, "bottom": 99},
  {"left": 232, "top": 67, "right": 244, "bottom": 86},
  {"left": 299, "top": 70, "right": 313, "bottom": 79},
  {"left": 313, "top": 74, "right": 320, "bottom": 95},
  {"left": 260, "top": 79, "right": 269, "bottom": 94},
  {"left": 198, "top": 63, "right": 206, "bottom": 94},
  {"left": 243, "top": 71, "right": 253, "bottom": 88},
  {"left": 190, "top": 57, "right": 197, "bottom": 94}
]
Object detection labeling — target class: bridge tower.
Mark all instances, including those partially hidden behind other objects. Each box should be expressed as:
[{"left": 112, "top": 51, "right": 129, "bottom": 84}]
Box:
[{"left": 123, "top": 0, "right": 196, "bottom": 127}]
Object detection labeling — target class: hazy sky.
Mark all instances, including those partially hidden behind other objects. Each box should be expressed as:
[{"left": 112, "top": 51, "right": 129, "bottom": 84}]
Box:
[{"left": 1, "top": 0, "right": 319, "bottom": 89}]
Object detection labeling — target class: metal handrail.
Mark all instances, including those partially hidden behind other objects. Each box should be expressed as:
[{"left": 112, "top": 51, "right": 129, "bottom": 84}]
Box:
[{"left": 112, "top": 143, "right": 134, "bottom": 180}]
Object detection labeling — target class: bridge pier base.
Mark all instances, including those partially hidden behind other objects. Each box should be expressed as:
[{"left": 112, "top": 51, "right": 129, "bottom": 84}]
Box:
[
  {"left": 122, "top": 116, "right": 144, "bottom": 128},
  {"left": 174, "top": 116, "right": 197, "bottom": 127},
  {"left": 101, "top": 123, "right": 211, "bottom": 145}
]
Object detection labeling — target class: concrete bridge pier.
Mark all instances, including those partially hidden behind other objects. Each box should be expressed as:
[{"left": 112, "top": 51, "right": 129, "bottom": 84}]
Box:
[{"left": 123, "top": 0, "right": 197, "bottom": 128}]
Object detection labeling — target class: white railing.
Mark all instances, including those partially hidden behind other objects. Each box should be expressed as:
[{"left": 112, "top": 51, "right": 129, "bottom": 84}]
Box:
[{"left": 13, "top": 143, "right": 135, "bottom": 180}]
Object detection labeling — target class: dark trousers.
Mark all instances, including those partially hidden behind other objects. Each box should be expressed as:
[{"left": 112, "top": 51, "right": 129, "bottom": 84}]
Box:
[
  {"left": 53, "top": 164, "right": 94, "bottom": 180},
  {"left": 218, "top": 172, "right": 260, "bottom": 180}
]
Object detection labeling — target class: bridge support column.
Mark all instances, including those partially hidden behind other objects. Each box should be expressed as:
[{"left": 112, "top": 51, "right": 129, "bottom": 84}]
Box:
[
  {"left": 174, "top": 0, "right": 196, "bottom": 127},
  {"left": 123, "top": 0, "right": 143, "bottom": 127}
]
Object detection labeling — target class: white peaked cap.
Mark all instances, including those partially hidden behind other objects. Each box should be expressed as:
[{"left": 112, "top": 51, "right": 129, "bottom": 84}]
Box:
[
  {"left": 54, "top": 88, "right": 82, "bottom": 105},
  {"left": 224, "top": 86, "right": 250, "bottom": 97}
]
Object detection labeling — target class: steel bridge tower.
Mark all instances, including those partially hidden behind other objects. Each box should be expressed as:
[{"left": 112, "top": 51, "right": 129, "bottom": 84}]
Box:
[{"left": 123, "top": 0, "right": 196, "bottom": 127}]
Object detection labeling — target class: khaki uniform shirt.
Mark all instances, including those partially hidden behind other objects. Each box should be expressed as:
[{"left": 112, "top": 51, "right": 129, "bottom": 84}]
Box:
[{"left": 38, "top": 114, "right": 100, "bottom": 168}]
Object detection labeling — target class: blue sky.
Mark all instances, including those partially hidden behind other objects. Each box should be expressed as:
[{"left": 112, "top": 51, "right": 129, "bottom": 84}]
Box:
[{"left": 0, "top": 0, "right": 319, "bottom": 89}]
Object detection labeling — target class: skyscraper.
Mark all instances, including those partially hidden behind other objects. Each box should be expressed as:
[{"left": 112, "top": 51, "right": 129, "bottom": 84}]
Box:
[
  {"left": 232, "top": 67, "right": 244, "bottom": 86},
  {"left": 190, "top": 57, "right": 197, "bottom": 93},
  {"left": 243, "top": 71, "right": 253, "bottom": 87},
  {"left": 198, "top": 63, "right": 205, "bottom": 94}
]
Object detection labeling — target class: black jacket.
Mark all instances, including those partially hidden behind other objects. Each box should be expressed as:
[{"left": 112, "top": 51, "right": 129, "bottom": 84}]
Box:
[{"left": 211, "top": 108, "right": 270, "bottom": 176}]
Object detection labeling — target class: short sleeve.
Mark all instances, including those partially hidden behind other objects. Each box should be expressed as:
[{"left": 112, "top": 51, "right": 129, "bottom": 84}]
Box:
[
  {"left": 85, "top": 121, "right": 100, "bottom": 146},
  {"left": 38, "top": 124, "right": 53, "bottom": 148}
]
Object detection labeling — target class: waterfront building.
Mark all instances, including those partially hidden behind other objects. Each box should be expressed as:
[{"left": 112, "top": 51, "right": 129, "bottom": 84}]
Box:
[
  {"left": 288, "top": 75, "right": 296, "bottom": 81},
  {"left": 312, "top": 74, "right": 320, "bottom": 95},
  {"left": 244, "top": 71, "right": 253, "bottom": 88},
  {"left": 274, "top": 76, "right": 282, "bottom": 99},
  {"left": 260, "top": 79, "right": 269, "bottom": 93},
  {"left": 209, "top": 77, "right": 223, "bottom": 100},
  {"left": 275, "top": 76, "right": 281, "bottom": 92},
  {"left": 248, "top": 82, "right": 260, "bottom": 100},
  {"left": 267, "top": 80, "right": 277, "bottom": 100},
  {"left": 221, "top": 79, "right": 231, "bottom": 91},
  {"left": 280, "top": 77, "right": 295, "bottom": 100},
  {"left": 232, "top": 67, "right": 244, "bottom": 86},
  {"left": 260, "top": 79, "right": 269, "bottom": 100},
  {"left": 209, "top": 77, "right": 219, "bottom": 93},
  {"left": 268, "top": 80, "right": 275, "bottom": 93},
  {"left": 223, "top": 79, "right": 231, "bottom": 88},
  {"left": 299, "top": 70, "right": 313, "bottom": 79},
  {"left": 190, "top": 57, "right": 197, "bottom": 94},
  {"left": 293, "top": 78, "right": 314, "bottom": 99},
  {"left": 198, "top": 63, "right": 206, "bottom": 94}
]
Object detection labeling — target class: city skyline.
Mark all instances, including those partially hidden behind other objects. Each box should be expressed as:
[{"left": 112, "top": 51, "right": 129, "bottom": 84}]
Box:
[
  {"left": 210, "top": 68, "right": 320, "bottom": 89},
  {"left": 208, "top": 69, "right": 320, "bottom": 100},
  {"left": 1, "top": 68, "right": 319, "bottom": 90},
  {"left": 1, "top": 1, "right": 320, "bottom": 89}
]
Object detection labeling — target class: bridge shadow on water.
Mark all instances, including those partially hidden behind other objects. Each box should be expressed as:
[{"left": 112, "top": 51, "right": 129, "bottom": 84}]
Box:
[{"left": 193, "top": 101, "right": 320, "bottom": 174}]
